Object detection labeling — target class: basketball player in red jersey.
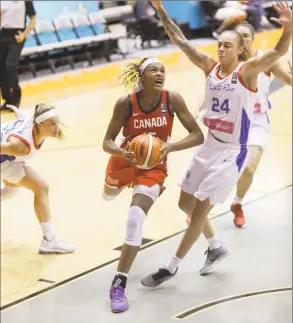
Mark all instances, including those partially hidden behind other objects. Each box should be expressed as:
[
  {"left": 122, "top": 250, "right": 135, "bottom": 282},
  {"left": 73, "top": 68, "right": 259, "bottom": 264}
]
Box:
[{"left": 103, "top": 57, "right": 204, "bottom": 313}]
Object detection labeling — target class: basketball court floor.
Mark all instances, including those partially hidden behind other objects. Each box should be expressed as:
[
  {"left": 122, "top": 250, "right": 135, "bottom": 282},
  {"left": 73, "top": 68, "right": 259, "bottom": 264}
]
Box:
[{"left": 0, "top": 32, "right": 292, "bottom": 322}]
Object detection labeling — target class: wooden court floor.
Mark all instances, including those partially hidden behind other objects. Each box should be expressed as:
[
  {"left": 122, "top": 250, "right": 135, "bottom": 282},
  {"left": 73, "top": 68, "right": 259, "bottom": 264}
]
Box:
[{"left": 1, "top": 50, "right": 292, "bottom": 309}]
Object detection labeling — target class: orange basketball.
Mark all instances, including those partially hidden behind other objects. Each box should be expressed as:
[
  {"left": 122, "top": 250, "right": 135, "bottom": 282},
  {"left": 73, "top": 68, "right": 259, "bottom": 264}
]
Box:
[{"left": 129, "top": 134, "right": 163, "bottom": 170}]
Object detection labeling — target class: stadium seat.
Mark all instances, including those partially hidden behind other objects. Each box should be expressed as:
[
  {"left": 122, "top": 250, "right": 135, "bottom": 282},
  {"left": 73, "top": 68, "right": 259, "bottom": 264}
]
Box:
[{"left": 88, "top": 11, "right": 106, "bottom": 35}]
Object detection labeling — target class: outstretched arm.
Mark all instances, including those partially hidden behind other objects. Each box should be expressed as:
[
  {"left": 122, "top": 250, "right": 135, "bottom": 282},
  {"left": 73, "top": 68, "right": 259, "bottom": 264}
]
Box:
[
  {"left": 0, "top": 137, "right": 30, "bottom": 156},
  {"left": 270, "top": 60, "right": 292, "bottom": 86},
  {"left": 152, "top": 1, "right": 216, "bottom": 74},
  {"left": 241, "top": 2, "right": 292, "bottom": 82}
]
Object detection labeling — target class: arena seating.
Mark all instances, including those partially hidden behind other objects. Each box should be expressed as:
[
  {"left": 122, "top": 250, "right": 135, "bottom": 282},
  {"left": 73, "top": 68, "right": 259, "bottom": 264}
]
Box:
[
  {"left": 19, "top": 1, "right": 282, "bottom": 77},
  {"left": 20, "top": 5, "right": 133, "bottom": 75}
]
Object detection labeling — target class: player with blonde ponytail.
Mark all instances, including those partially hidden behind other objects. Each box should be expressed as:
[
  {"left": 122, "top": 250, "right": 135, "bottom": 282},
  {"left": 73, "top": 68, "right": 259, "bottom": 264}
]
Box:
[{"left": 1, "top": 103, "right": 75, "bottom": 254}]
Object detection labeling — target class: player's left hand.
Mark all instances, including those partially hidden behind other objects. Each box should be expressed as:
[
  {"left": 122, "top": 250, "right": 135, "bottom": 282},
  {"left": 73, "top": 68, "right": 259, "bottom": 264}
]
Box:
[
  {"left": 160, "top": 141, "right": 173, "bottom": 161},
  {"left": 271, "top": 1, "right": 292, "bottom": 27}
]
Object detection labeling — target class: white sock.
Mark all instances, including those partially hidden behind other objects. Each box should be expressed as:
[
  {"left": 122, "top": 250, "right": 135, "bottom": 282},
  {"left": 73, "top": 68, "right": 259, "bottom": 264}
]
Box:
[
  {"left": 117, "top": 272, "right": 128, "bottom": 277},
  {"left": 232, "top": 196, "right": 243, "bottom": 205},
  {"left": 40, "top": 221, "right": 55, "bottom": 241},
  {"left": 164, "top": 256, "right": 181, "bottom": 274},
  {"left": 207, "top": 235, "right": 222, "bottom": 250}
]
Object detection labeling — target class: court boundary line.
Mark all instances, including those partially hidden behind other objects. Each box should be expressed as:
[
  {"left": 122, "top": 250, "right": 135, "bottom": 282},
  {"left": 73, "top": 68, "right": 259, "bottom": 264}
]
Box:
[
  {"left": 172, "top": 287, "right": 292, "bottom": 320},
  {"left": 1, "top": 184, "right": 291, "bottom": 311}
]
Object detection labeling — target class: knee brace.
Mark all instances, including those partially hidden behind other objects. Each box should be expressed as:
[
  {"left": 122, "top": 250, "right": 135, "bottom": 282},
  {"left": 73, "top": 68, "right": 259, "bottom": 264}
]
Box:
[
  {"left": 102, "top": 185, "right": 125, "bottom": 201},
  {"left": 125, "top": 206, "right": 145, "bottom": 246},
  {"left": 132, "top": 184, "right": 161, "bottom": 203}
]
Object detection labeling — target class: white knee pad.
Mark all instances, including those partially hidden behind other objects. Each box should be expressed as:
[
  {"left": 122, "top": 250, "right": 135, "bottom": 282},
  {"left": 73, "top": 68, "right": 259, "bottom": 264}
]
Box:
[
  {"left": 1, "top": 186, "right": 19, "bottom": 201},
  {"left": 132, "top": 184, "right": 161, "bottom": 203},
  {"left": 102, "top": 184, "right": 125, "bottom": 201},
  {"left": 125, "top": 206, "right": 146, "bottom": 246}
]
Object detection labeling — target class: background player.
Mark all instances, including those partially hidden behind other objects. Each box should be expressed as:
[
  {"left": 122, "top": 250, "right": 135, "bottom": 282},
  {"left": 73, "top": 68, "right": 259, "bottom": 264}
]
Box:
[
  {"left": 140, "top": 1, "right": 292, "bottom": 287},
  {"left": 103, "top": 57, "right": 204, "bottom": 313},
  {"left": 231, "top": 22, "right": 292, "bottom": 227},
  {"left": 1, "top": 103, "right": 76, "bottom": 254}
]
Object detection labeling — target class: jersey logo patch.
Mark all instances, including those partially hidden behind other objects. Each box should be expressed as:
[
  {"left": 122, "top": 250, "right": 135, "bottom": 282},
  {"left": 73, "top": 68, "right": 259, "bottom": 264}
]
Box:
[
  {"left": 231, "top": 72, "right": 238, "bottom": 84},
  {"left": 160, "top": 103, "right": 167, "bottom": 114}
]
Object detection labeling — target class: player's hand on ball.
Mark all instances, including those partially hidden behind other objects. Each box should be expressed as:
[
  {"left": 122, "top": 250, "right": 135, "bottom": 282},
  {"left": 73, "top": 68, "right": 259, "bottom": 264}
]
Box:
[
  {"left": 123, "top": 142, "right": 137, "bottom": 166},
  {"left": 160, "top": 141, "right": 173, "bottom": 161}
]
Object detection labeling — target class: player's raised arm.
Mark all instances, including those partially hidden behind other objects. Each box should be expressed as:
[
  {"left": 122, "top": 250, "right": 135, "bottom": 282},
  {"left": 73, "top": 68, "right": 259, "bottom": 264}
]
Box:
[
  {"left": 270, "top": 60, "right": 292, "bottom": 86},
  {"left": 152, "top": 1, "right": 216, "bottom": 74},
  {"left": 241, "top": 2, "right": 292, "bottom": 82}
]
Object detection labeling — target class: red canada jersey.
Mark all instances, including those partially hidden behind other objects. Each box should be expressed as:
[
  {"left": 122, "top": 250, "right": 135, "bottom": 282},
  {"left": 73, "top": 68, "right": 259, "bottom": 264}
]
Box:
[
  {"left": 122, "top": 90, "right": 174, "bottom": 142},
  {"left": 121, "top": 90, "right": 174, "bottom": 171}
]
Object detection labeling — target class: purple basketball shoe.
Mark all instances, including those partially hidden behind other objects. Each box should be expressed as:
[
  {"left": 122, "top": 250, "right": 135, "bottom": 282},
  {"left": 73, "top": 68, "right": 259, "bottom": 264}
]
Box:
[{"left": 110, "top": 278, "right": 129, "bottom": 313}]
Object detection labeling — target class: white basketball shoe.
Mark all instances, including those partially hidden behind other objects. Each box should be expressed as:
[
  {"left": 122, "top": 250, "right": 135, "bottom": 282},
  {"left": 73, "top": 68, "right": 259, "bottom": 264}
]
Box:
[{"left": 39, "top": 236, "right": 76, "bottom": 254}]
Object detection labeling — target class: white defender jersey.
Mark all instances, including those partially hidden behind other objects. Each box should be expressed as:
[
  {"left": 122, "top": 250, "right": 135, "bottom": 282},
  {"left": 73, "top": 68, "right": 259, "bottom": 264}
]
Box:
[
  {"left": 202, "top": 62, "right": 257, "bottom": 145},
  {"left": 0, "top": 117, "right": 40, "bottom": 164},
  {"left": 254, "top": 50, "right": 272, "bottom": 113}
]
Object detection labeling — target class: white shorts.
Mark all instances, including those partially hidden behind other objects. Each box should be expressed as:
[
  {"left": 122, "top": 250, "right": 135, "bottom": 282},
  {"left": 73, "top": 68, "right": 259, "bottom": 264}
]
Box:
[
  {"left": 247, "top": 113, "right": 271, "bottom": 151},
  {"left": 215, "top": 7, "right": 246, "bottom": 20},
  {"left": 1, "top": 161, "right": 26, "bottom": 184},
  {"left": 178, "top": 133, "right": 248, "bottom": 205}
]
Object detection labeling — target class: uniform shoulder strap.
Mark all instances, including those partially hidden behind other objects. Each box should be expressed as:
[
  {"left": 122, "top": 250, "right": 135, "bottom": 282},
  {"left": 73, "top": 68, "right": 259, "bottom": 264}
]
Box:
[
  {"left": 207, "top": 62, "right": 219, "bottom": 76},
  {"left": 130, "top": 92, "right": 140, "bottom": 113},
  {"left": 161, "top": 90, "right": 174, "bottom": 117}
]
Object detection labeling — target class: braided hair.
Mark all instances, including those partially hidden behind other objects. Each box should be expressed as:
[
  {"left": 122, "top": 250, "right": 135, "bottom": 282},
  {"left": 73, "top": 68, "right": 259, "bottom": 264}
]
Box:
[{"left": 118, "top": 57, "right": 150, "bottom": 91}]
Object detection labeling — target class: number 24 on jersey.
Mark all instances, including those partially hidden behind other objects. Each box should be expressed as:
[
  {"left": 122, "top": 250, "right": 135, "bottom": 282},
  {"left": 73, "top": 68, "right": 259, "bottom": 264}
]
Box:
[{"left": 212, "top": 98, "right": 230, "bottom": 114}]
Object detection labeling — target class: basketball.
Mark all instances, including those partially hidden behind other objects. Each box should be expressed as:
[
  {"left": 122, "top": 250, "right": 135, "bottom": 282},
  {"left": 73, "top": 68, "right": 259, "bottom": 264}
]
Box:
[{"left": 129, "top": 134, "right": 163, "bottom": 169}]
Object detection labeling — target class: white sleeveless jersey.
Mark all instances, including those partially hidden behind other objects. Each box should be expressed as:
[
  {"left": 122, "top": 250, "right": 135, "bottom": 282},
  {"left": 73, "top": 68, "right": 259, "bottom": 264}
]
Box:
[
  {"left": 254, "top": 50, "right": 272, "bottom": 113},
  {"left": 0, "top": 117, "right": 40, "bottom": 163},
  {"left": 202, "top": 62, "right": 257, "bottom": 145}
]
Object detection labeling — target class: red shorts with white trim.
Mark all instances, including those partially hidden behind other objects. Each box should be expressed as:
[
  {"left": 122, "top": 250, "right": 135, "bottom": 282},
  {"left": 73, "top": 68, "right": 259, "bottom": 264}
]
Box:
[{"left": 105, "top": 156, "right": 167, "bottom": 193}]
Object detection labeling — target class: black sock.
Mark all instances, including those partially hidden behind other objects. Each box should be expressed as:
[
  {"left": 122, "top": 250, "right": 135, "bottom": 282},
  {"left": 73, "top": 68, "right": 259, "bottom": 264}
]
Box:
[{"left": 112, "top": 274, "right": 127, "bottom": 289}]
